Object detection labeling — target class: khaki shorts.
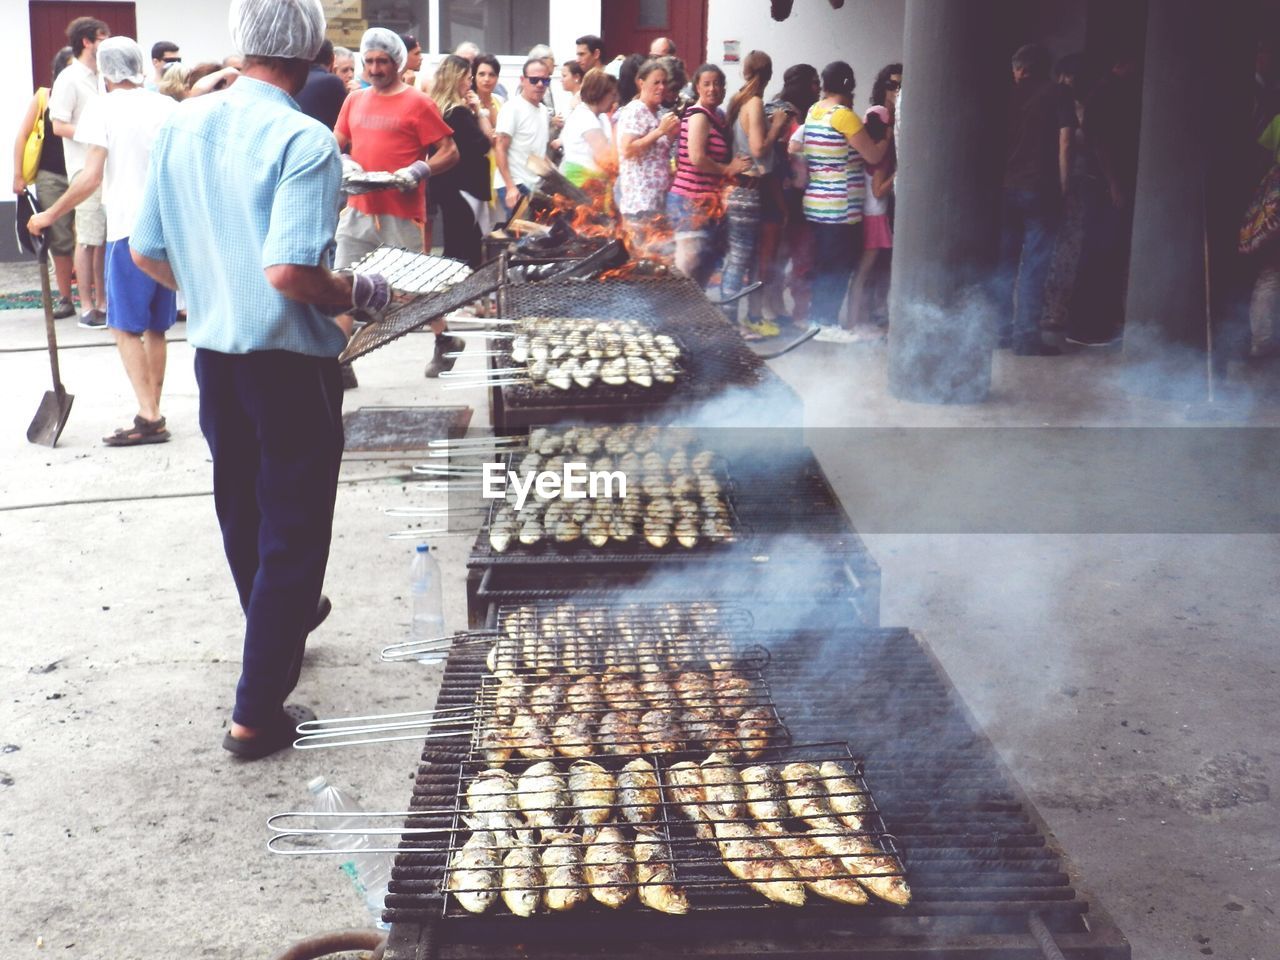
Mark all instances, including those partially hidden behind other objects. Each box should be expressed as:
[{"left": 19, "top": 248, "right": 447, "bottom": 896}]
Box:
[
  {"left": 34, "top": 169, "right": 75, "bottom": 257},
  {"left": 334, "top": 207, "right": 423, "bottom": 270},
  {"left": 69, "top": 171, "right": 106, "bottom": 246}
]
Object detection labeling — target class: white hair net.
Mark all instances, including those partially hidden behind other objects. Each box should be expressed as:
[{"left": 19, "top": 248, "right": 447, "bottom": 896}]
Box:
[
  {"left": 360, "top": 27, "right": 407, "bottom": 73},
  {"left": 229, "top": 0, "right": 326, "bottom": 60},
  {"left": 98, "top": 37, "right": 145, "bottom": 85}
]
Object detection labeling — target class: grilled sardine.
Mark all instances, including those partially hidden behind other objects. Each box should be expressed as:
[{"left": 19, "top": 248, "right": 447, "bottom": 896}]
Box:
[
  {"left": 540, "top": 831, "right": 590, "bottom": 912},
  {"left": 735, "top": 707, "right": 774, "bottom": 760},
  {"left": 618, "top": 757, "right": 661, "bottom": 825},
  {"left": 769, "top": 833, "right": 869, "bottom": 905},
  {"left": 700, "top": 752, "right": 747, "bottom": 821},
  {"left": 567, "top": 760, "right": 616, "bottom": 826},
  {"left": 634, "top": 827, "right": 690, "bottom": 914},
  {"left": 638, "top": 708, "right": 685, "bottom": 754},
  {"left": 740, "top": 764, "right": 790, "bottom": 833},
  {"left": 712, "top": 819, "right": 806, "bottom": 906},
  {"left": 516, "top": 761, "right": 568, "bottom": 831},
  {"left": 818, "top": 760, "right": 875, "bottom": 833},
  {"left": 806, "top": 826, "right": 911, "bottom": 905},
  {"left": 447, "top": 829, "right": 501, "bottom": 914},
  {"left": 583, "top": 825, "right": 636, "bottom": 908},
  {"left": 510, "top": 711, "right": 556, "bottom": 760},
  {"left": 781, "top": 762, "right": 837, "bottom": 824},
  {"left": 665, "top": 761, "right": 713, "bottom": 840},
  {"left": 500, "top": 841, "right": 543, "bottom": 916},
  {"left": 551, "top": 712, "right": 595, "bottom": 758}
]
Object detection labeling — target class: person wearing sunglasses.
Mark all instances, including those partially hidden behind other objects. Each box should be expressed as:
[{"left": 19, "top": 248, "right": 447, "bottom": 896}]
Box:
[
  {"left": 149, "top": 41, "right": 180, "bottom": 90},
  {"left": 493, "top": 57, "right": 551, "bottom": 215}
]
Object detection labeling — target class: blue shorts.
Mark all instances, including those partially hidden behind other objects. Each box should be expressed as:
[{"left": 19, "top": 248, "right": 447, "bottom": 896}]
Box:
[{"left": 105, "top": 238, "right": 177, "bottom": 334}]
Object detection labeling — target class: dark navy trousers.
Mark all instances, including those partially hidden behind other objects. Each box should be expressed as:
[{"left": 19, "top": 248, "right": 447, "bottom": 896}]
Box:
[{"left": 194, "top": 349, "right": 344, "bottom": 729}]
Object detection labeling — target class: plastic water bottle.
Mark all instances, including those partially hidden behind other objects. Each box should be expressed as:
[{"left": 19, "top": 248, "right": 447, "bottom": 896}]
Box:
[
  {"left": 410, "top": 543, "right": 444, "bottom": 641},
  {"left": 307, "top": 776, "right": 392, "bottom": 928}
]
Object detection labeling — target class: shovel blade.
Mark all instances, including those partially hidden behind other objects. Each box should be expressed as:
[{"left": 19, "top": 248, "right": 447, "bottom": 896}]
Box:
[{"left": 27, "top": 389, "right": 74, "bottom": 447}]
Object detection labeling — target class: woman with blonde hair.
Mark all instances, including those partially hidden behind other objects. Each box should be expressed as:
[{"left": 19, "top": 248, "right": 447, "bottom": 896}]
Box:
[{"left": 428, "top": 54, "right": 494, "bottom": 265}]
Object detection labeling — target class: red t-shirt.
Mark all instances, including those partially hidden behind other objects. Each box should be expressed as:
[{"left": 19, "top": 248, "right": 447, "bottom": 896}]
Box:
[{"left": 336, "top": 86, "right": 453, "bottom": 220}]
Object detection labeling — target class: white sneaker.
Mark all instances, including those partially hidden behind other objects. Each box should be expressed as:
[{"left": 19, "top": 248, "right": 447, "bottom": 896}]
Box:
[{"left": 813, "top": 326, "right": 858, "bottom": 344}]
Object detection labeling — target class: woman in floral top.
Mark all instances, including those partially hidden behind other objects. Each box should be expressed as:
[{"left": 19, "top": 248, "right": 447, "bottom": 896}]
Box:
[{"left": 614, "top": 60, "right": 680, "bottom": 237}]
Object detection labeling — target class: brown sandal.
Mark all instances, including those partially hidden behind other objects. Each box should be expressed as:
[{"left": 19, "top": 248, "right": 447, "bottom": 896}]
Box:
[{"left": 104, "top": 415, "right": 170, "bottom": 446}]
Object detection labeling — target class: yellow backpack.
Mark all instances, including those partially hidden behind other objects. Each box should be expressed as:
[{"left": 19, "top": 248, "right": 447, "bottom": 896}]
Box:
[{"left": 21, "top": 88, "right": 49, "bottom": 183}]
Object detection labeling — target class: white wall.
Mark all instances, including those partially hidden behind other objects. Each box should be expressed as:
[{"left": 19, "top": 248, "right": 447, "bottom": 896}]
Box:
[
  {"left": 135, "top": 2, "right": 237, "bottom": 69},
  {"left": 706, "top": 0, "right": 905, "bottom": 114},
  {"left": 2, "top": 5, "right": 36, "bottom": 200}
]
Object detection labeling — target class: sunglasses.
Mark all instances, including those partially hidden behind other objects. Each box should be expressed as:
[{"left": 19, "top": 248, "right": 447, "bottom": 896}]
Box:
[
  {"left": 162, "top": 57, "right": 181, "bottom": 64},
  {"left": 524, "top": 76, "right": 552, "bottom": 86},
  {"left": 885, "top": 79, "right": 901, "bottom": 91}
]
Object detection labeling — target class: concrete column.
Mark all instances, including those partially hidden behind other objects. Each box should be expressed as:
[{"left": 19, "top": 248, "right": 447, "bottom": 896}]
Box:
[
  {"left": 887, "top": 0, "right": 1007, "bottom": 404},
  {"left": 1121, "top": 0, "right": 1208, "bottom": 396}
]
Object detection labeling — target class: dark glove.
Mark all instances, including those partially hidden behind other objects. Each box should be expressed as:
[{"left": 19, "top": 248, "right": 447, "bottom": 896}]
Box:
[{"left": 351, "top": 272, "right": 391, "bottom": 313}]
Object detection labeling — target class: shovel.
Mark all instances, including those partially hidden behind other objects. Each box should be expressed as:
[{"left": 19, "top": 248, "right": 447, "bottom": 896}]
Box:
[{"left": 16, "top": 189, "right": 73, "bottom": 446}]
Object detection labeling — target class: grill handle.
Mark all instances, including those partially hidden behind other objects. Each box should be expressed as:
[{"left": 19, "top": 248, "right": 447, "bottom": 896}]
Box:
[
  {"left": 267, "top": 810, "right": 453, "bottom": 856},
  {"left": 382, "top": 631, "right": 496, "bottom": 662}
]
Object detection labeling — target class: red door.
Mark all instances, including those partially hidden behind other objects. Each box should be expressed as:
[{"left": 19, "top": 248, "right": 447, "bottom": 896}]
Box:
[
  {"left": 601, "top": 0, "right": 708, "bottom": 67},
  {"left": 29, "top": 2, "right": 138, "bottom": 89}
]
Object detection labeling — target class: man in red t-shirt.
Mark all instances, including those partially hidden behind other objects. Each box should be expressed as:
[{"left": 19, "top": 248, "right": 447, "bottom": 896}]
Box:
[
  {"left": 335, "top": 28, "right": 458, "bottom": 267},
  {"left": 335, "top": 28, "right": 461, "bottom": 376}
]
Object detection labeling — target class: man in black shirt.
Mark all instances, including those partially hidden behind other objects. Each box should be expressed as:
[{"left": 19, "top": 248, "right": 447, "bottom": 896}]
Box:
[
  {"left": 295, "top": 39, "right": 348, "bottom": 131},
  {"left": 993, "top": 43, "right": 1076, "bottom": 355}
]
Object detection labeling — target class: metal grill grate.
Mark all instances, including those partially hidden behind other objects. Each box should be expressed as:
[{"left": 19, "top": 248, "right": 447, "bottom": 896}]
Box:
[
  {"left": 438, "top": 742, "right": 903, "bottom": 920},
  {"left": 341, "top": 256, "right": 506, "bottom": 365},
  {"left": 347, "top": 247, "right": 473, "bottom": 294},
  {"left": 381, "top": 627, "right": 1132, "bottom": 959},
  {"left": 486, "top": 599, "right": 757, "bottom": 674}
]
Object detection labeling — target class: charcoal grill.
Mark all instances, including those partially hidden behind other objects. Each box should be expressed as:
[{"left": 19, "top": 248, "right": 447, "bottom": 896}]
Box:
[
  {"left": 379, "top": 624, "right": 1131, "bottom": 959},
  {"left": 487, "top": 276, "right": 799, "bottom": 431},
  {"left": 465, "top": 443, "right": 881, "bottom": 629}
]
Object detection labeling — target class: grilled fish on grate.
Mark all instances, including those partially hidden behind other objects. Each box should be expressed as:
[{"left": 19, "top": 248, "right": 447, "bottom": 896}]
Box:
[
  {"left": 447, "top": 830, "right": 502, "bottom": 914},
  {"left": 567, "top": 760, "right": 616, "bottom": 826},
  {"left": 516, "top": 761, "right": 569, "bottom": 831},
  {"left": 819, "top": 760, "right": 875, "bottom": 833},
  {"left": 583, "top": 824, "right": 637, "bottom": 909},
  {"left": 699, "top": 753, "right": 747, "bottom": 821},
  {"left": 664, "top": 760, "right": 713, "bottom": 840},
  {"left": 634, "top": 827, "right": 690, "bottom": 915},
  {"left": 501, "top": 839, "right": 544, "bottom": 917},
  {"left": 712, "top": 819, "right": 806, "bottom": 906},
  {"left": 617, "top": 757, "right": 661, "bottom": 825},
  {"left": 540, "top": 831, "right": 590, "bottom": 912},
  {"left": 740, "top": 764, "right": 790, "bottom": 833}
]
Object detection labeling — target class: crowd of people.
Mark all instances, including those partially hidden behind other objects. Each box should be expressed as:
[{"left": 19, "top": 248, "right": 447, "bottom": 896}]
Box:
[{"left": 13, "top": 15, "right": 908, "bottom": 403}]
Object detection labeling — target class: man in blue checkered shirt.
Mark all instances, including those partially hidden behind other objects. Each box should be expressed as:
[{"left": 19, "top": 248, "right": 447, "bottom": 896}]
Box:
[{"left": 131, "top": 0, "right": 391, "bottom": 760}]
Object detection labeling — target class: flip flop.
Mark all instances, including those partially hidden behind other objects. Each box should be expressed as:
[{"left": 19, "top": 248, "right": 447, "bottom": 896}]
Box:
[{"left": 222, "top": 702, "right": 318, "bottom": 760}]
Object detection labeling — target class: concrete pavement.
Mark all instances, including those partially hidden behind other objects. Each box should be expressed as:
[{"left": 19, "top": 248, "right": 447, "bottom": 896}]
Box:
[{"left": 1, "top": 263, "right": 1277, "bottom": 958}]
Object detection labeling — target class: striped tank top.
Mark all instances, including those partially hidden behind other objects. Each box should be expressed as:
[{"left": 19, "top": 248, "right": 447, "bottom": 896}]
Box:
[
  {"left": 671, "top": 105, "right": 731, "bottom": 199},
  {"left": 801, "top": 103, "right": 866, "bottom": 225}
]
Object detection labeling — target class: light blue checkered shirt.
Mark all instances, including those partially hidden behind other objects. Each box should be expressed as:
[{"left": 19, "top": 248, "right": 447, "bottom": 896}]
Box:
[{"left": 131, "top": 77, "right": 345, "bottom": 357}]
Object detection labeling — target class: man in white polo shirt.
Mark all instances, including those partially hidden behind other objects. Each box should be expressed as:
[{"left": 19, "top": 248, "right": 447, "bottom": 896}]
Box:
[
  {"left": 30, "top": 37, "right": 178, "bottom": 446},
  {"left": 48, "top": 16, "right": 110, "bottom": 328},
  {"left": 493, "top": 57, "right": 551, "bottom": 215}
]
